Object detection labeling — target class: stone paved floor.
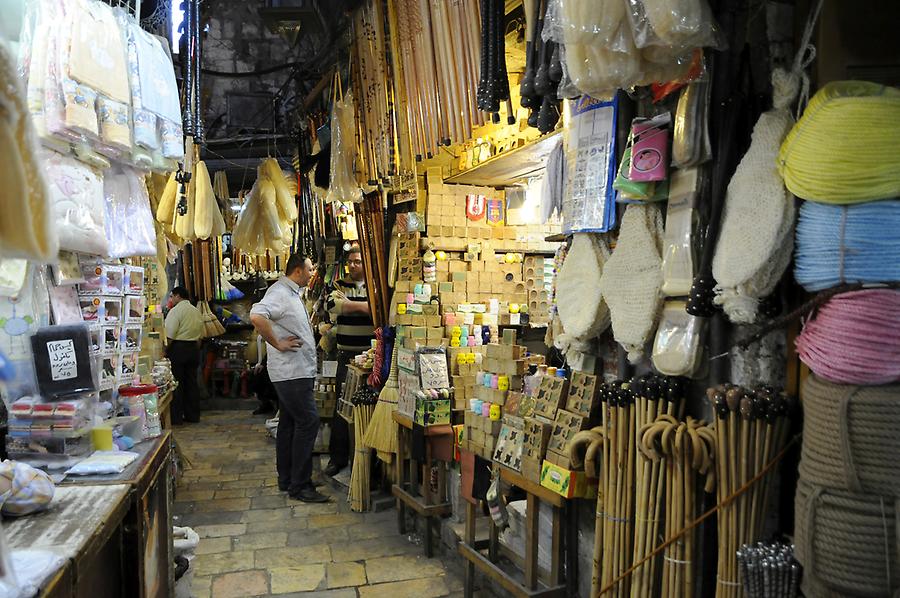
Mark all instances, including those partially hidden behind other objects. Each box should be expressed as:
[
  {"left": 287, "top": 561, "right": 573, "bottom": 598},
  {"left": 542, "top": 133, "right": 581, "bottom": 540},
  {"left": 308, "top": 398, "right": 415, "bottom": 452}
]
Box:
[{"left": 173, "top": 411, "right": 474, "bottom": 598}]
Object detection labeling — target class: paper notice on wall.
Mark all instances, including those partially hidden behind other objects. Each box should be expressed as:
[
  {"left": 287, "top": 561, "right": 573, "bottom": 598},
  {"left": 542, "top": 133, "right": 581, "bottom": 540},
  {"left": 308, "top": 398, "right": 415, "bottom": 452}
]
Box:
[
  {"left": 562, "top": 96, "right": 618, "bottom": 233},
  {"left": 48, "top": 339, "right": 78, "bottom": 381}
]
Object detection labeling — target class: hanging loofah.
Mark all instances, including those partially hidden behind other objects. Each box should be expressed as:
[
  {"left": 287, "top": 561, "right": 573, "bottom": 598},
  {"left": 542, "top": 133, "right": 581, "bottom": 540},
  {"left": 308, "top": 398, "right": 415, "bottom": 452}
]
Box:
[
  {"left": 555, "top": 233, "right": 611, "bottom": 342},
  {"left": 600, "top": 203, "right": 664, "bottom": 363},
  {"left": 712, "top": 66, "right": 802, "bottom": 324}
]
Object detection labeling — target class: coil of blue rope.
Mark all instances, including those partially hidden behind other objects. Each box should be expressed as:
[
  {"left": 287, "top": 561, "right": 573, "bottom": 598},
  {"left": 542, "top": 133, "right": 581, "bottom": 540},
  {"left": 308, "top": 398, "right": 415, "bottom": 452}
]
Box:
[{"left": 794, "top": 199, "right": 900, "bottom": 291}]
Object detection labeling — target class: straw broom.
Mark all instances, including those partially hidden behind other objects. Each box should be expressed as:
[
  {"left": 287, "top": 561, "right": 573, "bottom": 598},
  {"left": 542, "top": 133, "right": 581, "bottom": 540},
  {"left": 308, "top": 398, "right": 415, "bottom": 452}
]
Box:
[
  {"left": 363, "top": 344, "right": 400, "bottom": 462},
  {"left": 349, "top": 400, "right": 375, "bottom": 512}
]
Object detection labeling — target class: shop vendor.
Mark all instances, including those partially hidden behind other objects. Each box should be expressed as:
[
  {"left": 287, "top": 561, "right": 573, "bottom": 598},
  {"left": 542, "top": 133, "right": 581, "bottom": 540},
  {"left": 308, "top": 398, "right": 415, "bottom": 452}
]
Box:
[{"left": 324, "top": 245, "right": 375, "bottom": 477}]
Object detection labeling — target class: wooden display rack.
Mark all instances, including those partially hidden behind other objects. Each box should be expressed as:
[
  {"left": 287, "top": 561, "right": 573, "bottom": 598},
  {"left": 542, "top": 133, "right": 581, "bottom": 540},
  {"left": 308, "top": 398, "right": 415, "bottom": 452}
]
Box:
[
  {"left": 459, "top": 460, "right": 573, "bottom": 598},
  {"left": 391, "top": 411, "right": 453, "bottom": 557}
]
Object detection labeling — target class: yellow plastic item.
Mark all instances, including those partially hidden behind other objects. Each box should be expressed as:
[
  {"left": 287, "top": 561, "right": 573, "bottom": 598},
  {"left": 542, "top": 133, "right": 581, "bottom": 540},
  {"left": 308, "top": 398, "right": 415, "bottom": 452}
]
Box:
[{"left": 778, "top": 81, "right": 900, "bottom": 204}]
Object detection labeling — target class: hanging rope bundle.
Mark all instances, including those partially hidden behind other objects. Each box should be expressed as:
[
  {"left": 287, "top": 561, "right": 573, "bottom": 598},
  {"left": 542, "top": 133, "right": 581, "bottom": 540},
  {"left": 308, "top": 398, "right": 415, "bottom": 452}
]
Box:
[
  {"left": 794, "top": 199, "right": 900, "bottom": 291},
  {"left": 796, "top": 289, "right": 900, "bottom": 385},
  {"left": 799, "top": 374, "right": 900, "bottom": 496},
  {"left": 794, "top": 479, "right": 899, "bottom": 597},
  {"left": 778, "top": 81, "right": 900, "bottom": 204},
  {"left": 708, "top": 384, "right": 794, "bottom": 598}
]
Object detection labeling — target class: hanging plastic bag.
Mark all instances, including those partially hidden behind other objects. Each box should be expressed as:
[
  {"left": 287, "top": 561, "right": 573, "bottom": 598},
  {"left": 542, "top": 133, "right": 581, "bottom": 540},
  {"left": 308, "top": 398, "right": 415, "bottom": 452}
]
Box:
[
  {"left": 652, "top": 300, "right": 704, "bottom": 376},
  {"left": 325, "top": 75, "right": 363, "bottom": 204},
  {"left": 624, "top": 0, "right": 722, "bottom": 51},
  {"left": 103, "top": 167, "right": 157, "bottom": 257},
  {"left": 486, "top": 470, "right": 509, "bottom": 530}
]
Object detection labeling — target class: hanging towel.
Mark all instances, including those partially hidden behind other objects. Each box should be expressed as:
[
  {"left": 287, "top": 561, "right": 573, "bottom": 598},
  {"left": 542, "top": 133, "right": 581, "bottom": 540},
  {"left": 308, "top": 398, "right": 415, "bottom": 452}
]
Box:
[
  {"left": 132, "top": 27, "right": 181, "bottom": 124},
  {"left": 66, "top": 0, "right": 129, "bottom": 103}
]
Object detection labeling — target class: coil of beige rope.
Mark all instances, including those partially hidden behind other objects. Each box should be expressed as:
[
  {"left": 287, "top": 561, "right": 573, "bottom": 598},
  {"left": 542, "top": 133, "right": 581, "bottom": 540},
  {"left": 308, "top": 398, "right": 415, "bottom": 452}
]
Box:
[
  {"left": 794, "top": 478, "right": 899, "bottom": 597},
  {"left": 799, "top": 374, "right": 900, "bottom": 496}
]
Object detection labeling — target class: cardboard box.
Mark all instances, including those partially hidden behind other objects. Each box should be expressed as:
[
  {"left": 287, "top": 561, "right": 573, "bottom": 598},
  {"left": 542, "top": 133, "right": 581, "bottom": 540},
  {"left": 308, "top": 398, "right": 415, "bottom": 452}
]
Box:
[
  {"left": 540, "top": 460, "right": 597, "bottom": 499},
  {"left": 566, "top": 371, "right": 600, "bottom": 418},
  {"left": 521, "top": 457, "right": 543, "bottom": 483}
]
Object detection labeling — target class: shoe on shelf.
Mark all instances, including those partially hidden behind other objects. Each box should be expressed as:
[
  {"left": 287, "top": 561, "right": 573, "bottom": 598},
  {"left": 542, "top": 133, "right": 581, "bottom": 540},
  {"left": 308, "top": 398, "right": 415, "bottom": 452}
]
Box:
[
  {"left": 290, "top": 487, "right": 330, "bottom": 503},
  {"left": 323, "top": 463, "right": 344, "bottom": 477}
]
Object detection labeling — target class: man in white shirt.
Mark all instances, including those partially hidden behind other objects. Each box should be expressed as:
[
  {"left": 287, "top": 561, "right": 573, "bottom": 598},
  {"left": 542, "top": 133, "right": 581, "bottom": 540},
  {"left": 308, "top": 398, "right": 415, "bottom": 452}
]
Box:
[
  {"left": 250, "top": 254, "right": 328, "bottom": 503},
  {"left": 164, "top": 286, "right": 204, "bottom": 424}
]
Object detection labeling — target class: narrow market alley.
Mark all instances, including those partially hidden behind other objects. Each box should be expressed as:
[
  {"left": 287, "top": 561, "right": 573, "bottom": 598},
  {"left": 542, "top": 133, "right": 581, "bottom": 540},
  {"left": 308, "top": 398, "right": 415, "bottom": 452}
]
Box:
[{"left": 173, "top": 412, "right": 472, "bottom": 598}]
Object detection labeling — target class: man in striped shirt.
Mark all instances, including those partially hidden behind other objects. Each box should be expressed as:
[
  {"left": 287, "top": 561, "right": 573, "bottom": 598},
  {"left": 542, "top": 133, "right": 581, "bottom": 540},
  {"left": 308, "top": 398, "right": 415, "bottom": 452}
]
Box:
[{"left": 324, "top": 245, "right": 375, "bottom": 476}]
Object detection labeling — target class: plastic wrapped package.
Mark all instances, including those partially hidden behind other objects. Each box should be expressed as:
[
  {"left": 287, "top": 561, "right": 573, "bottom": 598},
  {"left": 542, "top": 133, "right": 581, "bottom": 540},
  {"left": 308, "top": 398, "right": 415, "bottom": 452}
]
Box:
[
  {"left": 672, "top": 79, "right": 711, "bottom": 167},
  {"left": 554, "top": 0, "right": 630, "bottom": 50},
  {"left": 660, "top": 168, "right": 698, "bottom": 296},
  {"left": 624, "top": 0, "right": 721, "bottom": 50},
  {"left": 20, "top": 0, "right": 85, "bottom": 150},
  {"left": 41, "top": 148, "right": 109, "bottom": 256},
  {"left": 562, "top": 96, "right": 618, "bottom": 233},
  {"left": 0, "top": 38, "right": 58, "bottom": 262},
  {"left": 325, "top": 90, "right": 363, "bottom": 204},
  {"left": 564, "top": 40, "right": 643, "bottom": 98},
  {"left": 651, "top": 300, "right": 704, "bottom": 376},
  {"left": 0, "top": 261, "right": 50, "bottom": 365},
  {"left": 103, "top": 167, "right": 156, "bottom": 257},
  {"left": 65, "top": 450, "right": 138, "bottom": 475}
]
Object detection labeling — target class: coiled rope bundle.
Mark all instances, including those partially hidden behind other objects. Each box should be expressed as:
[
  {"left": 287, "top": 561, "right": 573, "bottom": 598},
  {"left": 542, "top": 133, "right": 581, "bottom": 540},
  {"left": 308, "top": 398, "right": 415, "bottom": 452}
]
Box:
[
  {"left": 778, "top": 80, "right": 900, "bottom": 204},
  {"left": 796, "top": 289, "right": 900, "bottom": 385},
  {"left": 795, "top": 200, "right": 900, "bottom": 291},
  {"left": 799, "top": 374, "right": 900, "bottom": 496},
  {"left": 794, "top": 478, "right": 899, "bottom": 598}
]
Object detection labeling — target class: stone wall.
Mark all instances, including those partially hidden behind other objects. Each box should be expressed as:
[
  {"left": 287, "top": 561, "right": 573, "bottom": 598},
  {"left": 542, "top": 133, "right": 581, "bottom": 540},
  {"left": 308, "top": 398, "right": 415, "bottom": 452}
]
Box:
[{"left": 202, "top": 1, "right": 303, "bottom": 138}]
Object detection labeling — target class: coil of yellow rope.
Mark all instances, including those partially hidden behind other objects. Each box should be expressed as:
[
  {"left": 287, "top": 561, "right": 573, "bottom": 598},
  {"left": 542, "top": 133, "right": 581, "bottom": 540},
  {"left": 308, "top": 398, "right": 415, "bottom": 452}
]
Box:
[{"left": 778, "top": 81, "right": 900, "bottom": 204}]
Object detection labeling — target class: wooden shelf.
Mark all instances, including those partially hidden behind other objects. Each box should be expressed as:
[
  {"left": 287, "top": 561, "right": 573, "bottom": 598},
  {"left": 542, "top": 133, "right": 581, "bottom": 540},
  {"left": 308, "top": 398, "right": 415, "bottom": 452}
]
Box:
[
  {"left": 445, "top": 131, "right": 562, "bottom": 187},
  {"left": 421, "top": 237, "right": 559, "bottom": 255}
]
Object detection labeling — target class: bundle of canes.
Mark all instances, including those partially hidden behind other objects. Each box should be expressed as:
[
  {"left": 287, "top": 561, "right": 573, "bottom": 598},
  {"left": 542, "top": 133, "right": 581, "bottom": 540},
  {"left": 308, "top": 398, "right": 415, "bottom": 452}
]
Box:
[
  {"left": 349, "top": 385, "right": 379, "bottom": 512},
  {"left": 477, "top": 0, "right": 515, "bottom": 125},
  {"left": 642, "top": 417, "right": 717, "bottom": 598},
  {"left": 594, "top": 381, "right": 638, "bottom": 598},
  {"left": 352, "top": 0, "right": 392, "bottom": 184},
  {"left": 629, "top": 375, "right": 688, "bottom": 598},
  {"left": 364, "top": 335, "right": 400, "bottom": 464},
  {"left": 355, "top": 192, "right": 389, "bottom": 328},
  {"left": 709, "top": 384, "right": 793, "bottom": 598}
]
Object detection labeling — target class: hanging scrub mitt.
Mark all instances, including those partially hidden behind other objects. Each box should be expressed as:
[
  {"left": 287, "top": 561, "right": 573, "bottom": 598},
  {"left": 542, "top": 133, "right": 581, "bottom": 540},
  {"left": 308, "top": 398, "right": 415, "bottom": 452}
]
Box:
[
  {"left": 712, "top": 68, "right": 800, "bottom": 324},
  {"left": 600, "top": 203, "right": 664, "bottom": 363},
  {"left": 555, "top": 233, "right": 611, "bottom": 343},
  {"left": 778, "top": 80, "right": 900, "bottom": 204}
]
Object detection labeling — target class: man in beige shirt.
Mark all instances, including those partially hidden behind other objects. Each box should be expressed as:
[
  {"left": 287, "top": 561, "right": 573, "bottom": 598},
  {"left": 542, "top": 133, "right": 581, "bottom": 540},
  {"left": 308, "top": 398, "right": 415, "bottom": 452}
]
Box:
[{"left": 164, "top": 286, "right": 204, "bottom": 424}]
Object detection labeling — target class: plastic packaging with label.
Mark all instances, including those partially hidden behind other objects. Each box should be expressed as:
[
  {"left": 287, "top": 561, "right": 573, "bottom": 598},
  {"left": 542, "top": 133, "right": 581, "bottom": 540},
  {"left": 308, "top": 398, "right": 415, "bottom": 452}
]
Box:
[
  {"left": 651, "top": 300, "right": 704, "bottom": 376},
  {"left": 660, "top": 168, "right": 699, "bottom": 296}
]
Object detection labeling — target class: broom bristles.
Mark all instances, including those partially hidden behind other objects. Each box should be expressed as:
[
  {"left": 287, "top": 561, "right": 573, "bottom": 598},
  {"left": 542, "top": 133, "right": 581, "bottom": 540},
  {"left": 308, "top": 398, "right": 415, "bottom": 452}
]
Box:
[{"left": 363, "top": 383, "right": 399, "bottom": 457}]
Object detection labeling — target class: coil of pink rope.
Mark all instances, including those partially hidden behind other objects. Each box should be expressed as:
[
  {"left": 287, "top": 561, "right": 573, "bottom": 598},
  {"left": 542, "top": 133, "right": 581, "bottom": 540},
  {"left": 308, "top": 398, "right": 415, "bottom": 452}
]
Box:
[{"left": 796, "top": 288, "right": 900, "bottom": 385}]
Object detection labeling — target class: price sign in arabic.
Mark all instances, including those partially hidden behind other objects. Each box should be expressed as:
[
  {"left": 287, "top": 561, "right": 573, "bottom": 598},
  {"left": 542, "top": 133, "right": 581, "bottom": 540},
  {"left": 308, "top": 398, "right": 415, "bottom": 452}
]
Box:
[{"left": 47, "top": 339, "right": 78, "bottom": 381}]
